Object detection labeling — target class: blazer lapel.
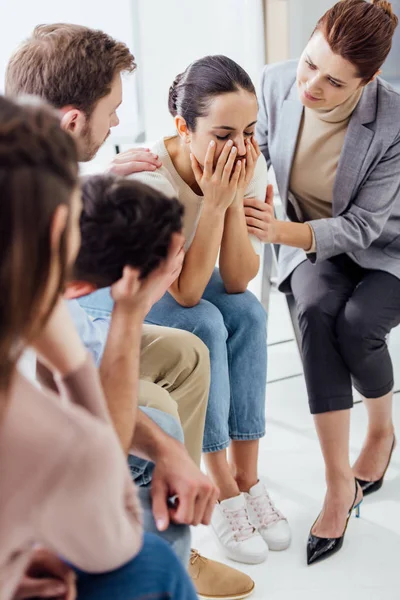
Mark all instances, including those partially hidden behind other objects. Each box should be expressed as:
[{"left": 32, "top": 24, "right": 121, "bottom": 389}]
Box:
[
  {"left": 332, "top": 82, "right": 377, "bottom": 215},
  {"left": 274, "top": 82, "right": 304, "bottom": 210}
]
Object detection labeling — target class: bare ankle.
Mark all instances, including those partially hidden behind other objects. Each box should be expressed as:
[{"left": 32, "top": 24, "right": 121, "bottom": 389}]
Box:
[{"left": 367, "top": 425, "right": 395, "bottom": 440}]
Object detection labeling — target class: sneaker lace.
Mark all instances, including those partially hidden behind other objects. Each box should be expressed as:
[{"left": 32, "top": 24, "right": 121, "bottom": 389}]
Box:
[
  {"left": 248, "top": 491, "right": 284, "bottom": 528},
  {"left": 190, "top": 549, "right": 207, "bottom": 566},
  {"left": 223, "top": 506, "right": 256, "bottom": 542}
]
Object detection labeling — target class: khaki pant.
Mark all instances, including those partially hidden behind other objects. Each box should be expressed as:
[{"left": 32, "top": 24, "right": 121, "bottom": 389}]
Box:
[{"left": 139, "top": 325, "right": 209, "bottom": 467}]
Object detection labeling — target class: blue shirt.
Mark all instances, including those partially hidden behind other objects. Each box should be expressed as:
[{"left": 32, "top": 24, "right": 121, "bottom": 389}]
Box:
[{"left": 67, "top": 300, "right": 110, "bottom": 367}]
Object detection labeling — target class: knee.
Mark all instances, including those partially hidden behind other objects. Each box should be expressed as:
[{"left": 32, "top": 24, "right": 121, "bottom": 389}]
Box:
[
  {"left": 191, "top": 302, "right": 227, "bottom": 347},
  {"left": 336, "top": 304, "right": 376, "bottom": 349},
  {"left": 238, "top": 291, "right": 267, "bottom": 331},
  {"left": 178, "top": 330, "right": 210, "bottom": 372},
  {"left": 295, "top": 290, "right": 332, "bottom": 328}
]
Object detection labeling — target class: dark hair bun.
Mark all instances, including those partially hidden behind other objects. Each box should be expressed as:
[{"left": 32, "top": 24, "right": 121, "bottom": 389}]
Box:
[
  {"left": 168, "top": 72, "right": 184, "bottom": 117},
  {"left": 372, "top": 0, "right": 399, "bottom": 26}
]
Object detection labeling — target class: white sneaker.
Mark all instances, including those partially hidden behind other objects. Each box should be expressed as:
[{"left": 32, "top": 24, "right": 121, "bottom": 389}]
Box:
[
  {"left": 210, "top": 493, "right": 268, "bottom": 564},
  {"left": 245, "top": 480, "right": 291, "bottom": 551}
]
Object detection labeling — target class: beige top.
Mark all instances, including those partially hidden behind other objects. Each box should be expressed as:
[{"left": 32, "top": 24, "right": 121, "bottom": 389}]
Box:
[
  {"left": 132, "top": 137, "right": 268, "bottom": 255},
  {"left": 0, "top": 356, "right": 142, "bottom": 600},
  {"left": 290, "top": 89, "right": 363, "bottom": 225}
]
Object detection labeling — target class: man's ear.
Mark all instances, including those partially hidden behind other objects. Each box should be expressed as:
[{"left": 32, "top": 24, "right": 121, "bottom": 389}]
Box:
[
  {"left": 64, "top": 280, "right": 97, "bottom": 300},
  {"left": 60, "top": 106, "right": 88, "bottom": 139}
]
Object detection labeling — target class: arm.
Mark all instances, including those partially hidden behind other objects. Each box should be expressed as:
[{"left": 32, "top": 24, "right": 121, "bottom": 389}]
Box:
[
  {"left": 219, "top": 142, "right": 266, "bottom": 292},
  {"left": 247, "top": 133, "right": 400, "bottom": 259},
  {"left": 99, "top": 236, "right": 185, "bottom": 453},
  {"left": 169, "top": 141, "right": 242, "bottom": 306},
  {"left": 98, "top": 287, "right": 144, "bottom": 454}
]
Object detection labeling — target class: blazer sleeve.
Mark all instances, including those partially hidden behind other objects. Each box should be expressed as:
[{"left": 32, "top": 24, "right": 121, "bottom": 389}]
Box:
[
  {"left": 37, "top": 420, "right": 143, "bottom": 573},
  {"left": 309, "top": 130, "right": 400, "bottom": 262},
  {"left": 255, "top": 66, "right": 272, "bottom": 168}
]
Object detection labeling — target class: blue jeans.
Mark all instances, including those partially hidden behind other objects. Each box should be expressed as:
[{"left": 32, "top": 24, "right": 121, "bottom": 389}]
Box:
[
  {"left": 74, "top": 533, "right": 197, "bottom": 600},
  {"left": 79, "top": 269, "right": 267, "bottom": 453}
]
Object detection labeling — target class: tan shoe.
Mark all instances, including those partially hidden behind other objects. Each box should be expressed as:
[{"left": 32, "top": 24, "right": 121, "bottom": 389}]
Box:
[{"left": 188, "top": 549, "right": 255, "bottom": 600}]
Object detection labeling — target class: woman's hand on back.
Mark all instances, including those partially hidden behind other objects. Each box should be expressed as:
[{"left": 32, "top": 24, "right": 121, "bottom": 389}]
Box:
[{"left": 190, "top": 140, "right": 242, "bottom": 212}]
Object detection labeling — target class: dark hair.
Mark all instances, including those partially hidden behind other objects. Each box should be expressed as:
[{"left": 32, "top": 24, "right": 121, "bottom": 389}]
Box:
[
  {"left": 168, "top": 55, "right": 256, "bottom": 130},
  {"left": 0, "top": 95, "right": 78, "bottom": 390},
  {"left": 314, "top": 0, "right": 399, "bottom": 82},
  {"left": 5, "top": 23, "right": 136, "bottom": 116},
  {"left": 74, "top": 175, "right": 184, "bottom": 287}
]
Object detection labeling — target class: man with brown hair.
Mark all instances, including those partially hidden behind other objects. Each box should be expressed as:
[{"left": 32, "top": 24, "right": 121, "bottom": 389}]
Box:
[{"left": 6, "top": 24, "right": 256, "bottom": 600}]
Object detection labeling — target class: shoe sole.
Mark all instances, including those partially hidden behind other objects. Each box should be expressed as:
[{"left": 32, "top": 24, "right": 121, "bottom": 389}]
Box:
[
  {"left": 264, "top": 538, "right": 291, "bottom": 552},
  {"left": 197, "top": 582, "right": 255, "bottom": 600},
  {"left": 210, "top": 527, "right": 268, "bottom": 565}
]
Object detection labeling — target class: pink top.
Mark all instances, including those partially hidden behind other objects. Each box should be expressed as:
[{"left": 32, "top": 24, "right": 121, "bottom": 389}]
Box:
[{"left": 0, "top": 356, "right": 142, "bottom": 600}]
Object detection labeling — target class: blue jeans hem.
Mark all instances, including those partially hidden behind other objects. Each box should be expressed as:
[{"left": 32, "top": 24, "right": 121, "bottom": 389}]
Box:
[
  {"left": 230, "top": 431, "right": 266, "bottom": 440},
  {"left": 202, "top": 439, "right": 231, "bottom": 453}
]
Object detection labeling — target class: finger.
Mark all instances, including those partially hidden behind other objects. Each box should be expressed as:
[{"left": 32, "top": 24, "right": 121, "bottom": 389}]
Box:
[
  {"left": 238, "top": 158, "right": 246, "bottom": 188},
  {"left": 203, "top": 141, "right": 216, "bottom": 179},
  {"left": 110, "top": 161, "right": 159, "bottom": 177},
  {"left": 244, "top": 197, "right": 269, "bottom": 211},
  {"left": 265, "top": 184, "right": 274, "bottom": 206},
  {"left": 172, "top": 490, "right": 196, "bottom": 524},
  {"left": 112, "top": 151, "right": 159, "bottom": 164},
  {"left": 246, "top": 139, "right": 255, "bottom": 169},
  {"left": 246, "top": 216, "right": 268, "bottom": 230},
  {"left": 244, "top": 206, "right": 270, "bottom": 219},
  {"left": 228, "top": 159, "right": 242, "bottom": 187},
  {"left": 190, "top": 153, "right": 204, "bottom": 184},
  {"left": 214, "top": 140, "right": 233, "bottom": 179},
  {"left": 191, "top": 487, "right": 213, "bottom": 526},
  {"left": 247, "top": 226, "right": 267, "bottom": 239},
  {"left": 221, "top": 146, "right": 237, "bottom": 184},
  {"left": 202, "top": 486, "right": 219, "bottom": 525},
  {"left": 22, "top": 578, "right": 67, "bottom": 598},
  {"left": 151, "top": 479, "right": 170, "bottom": 531},
  {"left": 65, "top": 574, "right": 77, "bottom": 600}
]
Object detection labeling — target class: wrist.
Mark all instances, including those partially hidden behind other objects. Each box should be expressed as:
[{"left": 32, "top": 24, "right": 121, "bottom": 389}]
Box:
[
  {"left": 112, "top": 301, "right": 147, "bottom": 325},
  {"left": 202, "top": 199, "right": 227, "bottom": 219},
  {"left": 149, "top": 428, "right": 180, "bottom": 462}
]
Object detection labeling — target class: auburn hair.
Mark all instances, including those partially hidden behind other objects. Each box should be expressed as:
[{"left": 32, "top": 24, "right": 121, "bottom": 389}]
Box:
[{"left": 314, "top": 0, "right": 398, "bottom": 82}]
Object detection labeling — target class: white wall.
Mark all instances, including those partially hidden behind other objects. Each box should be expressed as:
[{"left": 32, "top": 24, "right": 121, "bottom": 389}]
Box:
[
  {"left": 0, "top": 0, "right": 141, "bottom": 141},
  {"left": 136, "top": 0, "right": 265, "bottom": 140}
]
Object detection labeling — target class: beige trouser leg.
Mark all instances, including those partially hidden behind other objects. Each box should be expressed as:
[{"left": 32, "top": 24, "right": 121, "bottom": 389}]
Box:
[{"left": 139, "top": 325, "right": 210, "bottom": 467}]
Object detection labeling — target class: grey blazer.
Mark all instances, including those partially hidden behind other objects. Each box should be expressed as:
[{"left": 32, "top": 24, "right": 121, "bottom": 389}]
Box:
[{"left": 255, "top": 60, "right": 400, "bottom": 293}]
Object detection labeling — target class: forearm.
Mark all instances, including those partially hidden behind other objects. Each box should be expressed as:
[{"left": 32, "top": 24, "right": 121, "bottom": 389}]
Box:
[
  {"left": 219, "top": 203, "right": 259, "bottom": 292},
  {"left": 99, "top": 305, "right": 144, "bottom": 454},
  {"left": 275, "top": 220, "right": 313, "bottom": 251},
  {"left": 130, "top": 409, "right": 175, "bottom": 461},
  {"left": 170, "top": 205, "right": 225, "bottom": 307}
]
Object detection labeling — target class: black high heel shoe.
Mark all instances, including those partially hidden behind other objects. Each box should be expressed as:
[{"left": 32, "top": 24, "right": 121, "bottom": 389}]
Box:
[
  {"left": 356, "top": 436, "right": 396, "bottom": 497},
  {"left": 307, "top": 480, "right": 362, "bottom": 566}
]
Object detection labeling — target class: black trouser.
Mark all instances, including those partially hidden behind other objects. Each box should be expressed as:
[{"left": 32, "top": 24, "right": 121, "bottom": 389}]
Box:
[{"left": 290, "top": 255, "right": 400, "bottom": 414}]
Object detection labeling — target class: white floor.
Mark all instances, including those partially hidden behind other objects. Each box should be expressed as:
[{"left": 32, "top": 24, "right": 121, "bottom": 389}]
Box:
[{"left": 192, "top": 289, "right": 400, "bottom": 600}]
